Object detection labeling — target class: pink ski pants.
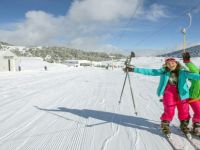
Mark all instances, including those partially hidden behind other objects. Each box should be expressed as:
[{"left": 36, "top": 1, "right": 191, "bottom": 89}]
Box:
[
  {"left": 189, "top": 99, "right": 200, "bottom": 123},
  {"left": 160, "top": 84, "right": 190, "bottom": 122}
]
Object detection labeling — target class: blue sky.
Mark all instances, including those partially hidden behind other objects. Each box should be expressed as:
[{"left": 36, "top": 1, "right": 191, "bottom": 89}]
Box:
[{"left": 0, "top": 0, "right": 200, "bottom": 55}]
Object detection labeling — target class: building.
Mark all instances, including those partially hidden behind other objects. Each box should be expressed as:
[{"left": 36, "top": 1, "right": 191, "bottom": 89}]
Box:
[
  {"left": 65, "top": 60, "right": 79, "bottom": 67},
  {"left": 65, "top": 60, "right": 91, "bottom": 67},
  {"left": 0, "top": 50, "right": 19, "bottom": 71}
]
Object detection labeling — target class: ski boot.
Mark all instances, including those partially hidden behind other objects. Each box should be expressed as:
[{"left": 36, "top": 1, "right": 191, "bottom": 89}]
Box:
[
  {"left": 192, "top": 122, "right": 200, "bottom": 136},
  {"left": 180, "top": 120, "right": 191, "bottom": 139},
  {"left": 161, "top": 120, "right": 171, "bottom": 138}
]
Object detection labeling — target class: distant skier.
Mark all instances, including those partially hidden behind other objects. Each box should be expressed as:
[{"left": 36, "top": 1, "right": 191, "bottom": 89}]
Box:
[
  {"left": 18, "top": 66, "right": 21, "bottom": 71},
  {"left": 124, "top": 58, "right": 200, "bottom": 137},
  {"left": 44, "top": 66, "right": 47, "bottom": 71},
  {"left": 105, "top": 64, "right": 109, "bottom": 70},
  {"left": 182, "top": 52, "right": 200, "bottom": 136}
]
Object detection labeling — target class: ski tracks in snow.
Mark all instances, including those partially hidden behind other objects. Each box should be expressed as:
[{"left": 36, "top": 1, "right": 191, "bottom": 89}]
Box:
[
  {"left": 100, "top": 106, "right": 121, "bottom": 150},
  {"left": 1, "top": 67, "right": 199, "bottom": 150}
]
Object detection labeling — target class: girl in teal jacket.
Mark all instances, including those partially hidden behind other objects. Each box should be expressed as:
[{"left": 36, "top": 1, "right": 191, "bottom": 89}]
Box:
[
  {"left": 182, "top": 52, "right": 200, "bottom": 136},
  {"left": 125, "top": 58, "right": 200, "bottom": 136}
]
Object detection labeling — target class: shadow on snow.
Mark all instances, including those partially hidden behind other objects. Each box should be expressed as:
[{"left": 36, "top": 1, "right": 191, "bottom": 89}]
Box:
[{"left": 34, "top": 106, "right": 171, "bottom": 138}]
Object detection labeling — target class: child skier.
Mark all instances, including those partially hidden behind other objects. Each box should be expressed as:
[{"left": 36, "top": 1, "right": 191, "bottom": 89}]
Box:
[
  {"left": 182, "top": 52, "right": 200, "bottom": 136},
  {"left": 124, "top": 58, "right": 200, "bottom": 137}
]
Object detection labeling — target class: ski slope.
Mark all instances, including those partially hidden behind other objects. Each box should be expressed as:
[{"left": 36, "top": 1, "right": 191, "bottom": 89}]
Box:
[{"left": 0, "top": 57, "right": 200, "bottom": 150}]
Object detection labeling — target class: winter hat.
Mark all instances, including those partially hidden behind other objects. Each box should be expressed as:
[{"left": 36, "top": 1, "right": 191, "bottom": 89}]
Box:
[{"left": 165, "top": 57, "right": 176, "bottom": 63}]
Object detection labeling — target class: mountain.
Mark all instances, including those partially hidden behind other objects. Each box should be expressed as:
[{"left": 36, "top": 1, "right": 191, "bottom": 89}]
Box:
[
  {"left": 0, "top": 41, "right": 125, "bottom": 63},
  {"left": 0, "top": 41, "right": 12, "bottom": 46},
  {"left": 158, "top": 45, "right": 200, "bottom": 57}
]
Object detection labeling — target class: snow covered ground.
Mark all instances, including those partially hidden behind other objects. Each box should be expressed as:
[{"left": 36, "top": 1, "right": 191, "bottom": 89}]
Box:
[{"left": 0, "top": 57, "right": 200, "bottom": 150}]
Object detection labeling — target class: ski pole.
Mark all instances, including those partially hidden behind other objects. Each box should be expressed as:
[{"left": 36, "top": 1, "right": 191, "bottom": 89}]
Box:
[
  {"left": 118, "top": 52, "right": 135, "bottom": 103},
  {"left": 118, "top": 58, "right": 129, "bottom": 104},
  {"left": 127, "top": 72, "right": 137, "bottom": 115}
]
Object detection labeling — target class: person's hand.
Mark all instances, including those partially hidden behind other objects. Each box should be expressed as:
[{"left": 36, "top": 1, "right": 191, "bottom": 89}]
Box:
[
  {"left": 182, "top": 52, "right": 190, "bottom": 63},
  {"left": 123, "top": 65, "right": 134, "bottom": 72}
]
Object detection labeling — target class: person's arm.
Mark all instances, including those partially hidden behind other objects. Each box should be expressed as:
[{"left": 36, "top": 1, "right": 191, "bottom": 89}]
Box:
[
  {"left": 133, "top": 67, "right": 164, "bottom": 76},
  {"left": 182, "top": 52, "right": 199, "bottom": 73},
  {"left": 184, "top": 71, "right": 200, "bottom": 80},
  {"left": 186, "top": 62, "right": 199, "bottom": 73}
]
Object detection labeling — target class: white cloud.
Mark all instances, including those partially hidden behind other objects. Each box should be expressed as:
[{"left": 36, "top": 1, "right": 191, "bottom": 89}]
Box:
[
  {"left": 146, "top": 4, "right": 168, "bottom": 21},
  {"left": 0, "top": 0, "right": 168, "bottom": 52},
  {"left": 66, "top": 36, "right": 121, "bottom": 52},
  {"left": 68, "top": 0, "right": 168, "bottom": 23},
  {"left": 138, "top": 3, "right": 168, "bottom": 21},
  {"left": 0, "top": 11, "right": 65, "bottom": 46},
  {"left": 193, "top": 5, "right": 200, "bottom": 13},
  {"left": 68, "top": 0, "right": 141, "bottom": 23}
]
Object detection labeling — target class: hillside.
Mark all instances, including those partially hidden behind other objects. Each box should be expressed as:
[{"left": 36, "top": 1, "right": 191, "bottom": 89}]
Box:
[
  {"left": 159, "top": 45, "right": 200, "bottom": 57},
  {"left": 0, "top": 42, "right": 125, "bottom": 63}
]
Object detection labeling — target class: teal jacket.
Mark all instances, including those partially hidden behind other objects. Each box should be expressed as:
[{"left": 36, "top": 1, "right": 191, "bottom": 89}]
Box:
[{"left": 133, "top": 67, "right": 200, "bottom": 100}]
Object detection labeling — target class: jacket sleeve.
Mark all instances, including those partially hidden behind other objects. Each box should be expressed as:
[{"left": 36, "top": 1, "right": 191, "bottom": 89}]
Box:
[
  {"left": 184, "top": 71, "right": 200, "bottom": 80},
  {"left": 134, "top": 67, "right": 164, "bottom": 76},
  {"left": 185, "top": 62, "right": 199, "bottom": 73}
]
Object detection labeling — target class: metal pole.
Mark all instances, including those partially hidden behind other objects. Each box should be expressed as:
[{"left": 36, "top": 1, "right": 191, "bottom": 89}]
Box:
[
  {"left": 119, "top": 52, "right": 137, "bottom": 114},
  {"left": 181, "top": 13, "right": 192, "bottom": 53},
  {"left": 181, "top": 28, "right": 186, "bottom": 52},
  {"left": 184, "top": 32, "right": 186, "bottom": 51},
  {"left": 119, "top": 69, "right": 128, "bottom": 104},
  {"left": 127, "top": 72, "right": 137, "bottom": 115}
]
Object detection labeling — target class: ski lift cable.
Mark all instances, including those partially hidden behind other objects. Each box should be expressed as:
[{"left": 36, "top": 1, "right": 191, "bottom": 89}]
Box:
[
  {"left": 186, "top": 13, "right": 192, "bottom": 31},
  {"left": 181, "top": 12, "right": 192, "bottom": 34},
  {"left": 107, "top": 1, "right": 142, "bottom": 55},
  {"left": 116, "top": 1, "right": 142, "bottom": 41},
  {"left": 130, "top": 1, "right": 200, "bottom": 49}
]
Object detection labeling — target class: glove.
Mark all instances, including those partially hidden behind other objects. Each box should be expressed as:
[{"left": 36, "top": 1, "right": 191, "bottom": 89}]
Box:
[
  {"left": 123, "top": 65, "right": 134, "bottom": 72},
  {"left": 182, "top": 52, "right": 190, "bottom": 63}
]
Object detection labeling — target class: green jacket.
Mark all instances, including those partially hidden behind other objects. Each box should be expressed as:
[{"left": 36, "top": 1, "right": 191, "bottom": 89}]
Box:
[{"left": 185, "top": 62, "right": 200, "bottom": 100}]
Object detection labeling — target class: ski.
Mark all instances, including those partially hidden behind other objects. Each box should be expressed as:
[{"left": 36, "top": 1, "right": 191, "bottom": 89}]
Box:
[
  {"left": 161, "top": 131, "right": 184, "bottom": 150},
  {"left": 190, "top": 130, "right": 200, "bottom": 139},
  {"left": 183, "top": 134, "right": 200, "bottom": 150},
  {"left": 176, "top": 128, "right": 200, "bottom": 150},
  {"left": 191, "top": 134, "right": 200, "bottom": 149},
  {"left": 191, "top": 133, "right": 200, "bottom": 139},
  {"left": 190, "top": 132, "right": 200, "bottom": 150},
  {"left": 164, "top": 135, "right": 179, "bottom": 150},
  {"left": 172, "top": 125, "right": 200, "bottom": 150},
  {"left": 164, "top": 135, "right": 185, "bottom": 150}
]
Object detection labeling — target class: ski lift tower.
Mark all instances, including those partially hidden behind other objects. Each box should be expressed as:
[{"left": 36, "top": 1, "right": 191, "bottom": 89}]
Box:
[
  {"left": 181, "top": 13, "right": 192, "bottom": 52},
  {"left": 109, "top": 55, "right": 115, "bottom": 69}
]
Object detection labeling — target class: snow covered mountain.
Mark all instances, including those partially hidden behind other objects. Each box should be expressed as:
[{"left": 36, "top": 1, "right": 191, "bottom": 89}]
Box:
[
  {"left": 0, "top": 56, "right": 200, "bottom": 150},
  {"left": 159, "top": 45, "right": 200, "bottom": 57},
  {"left": 0, "top": 42, "right": 125, "bottom": 62}
]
